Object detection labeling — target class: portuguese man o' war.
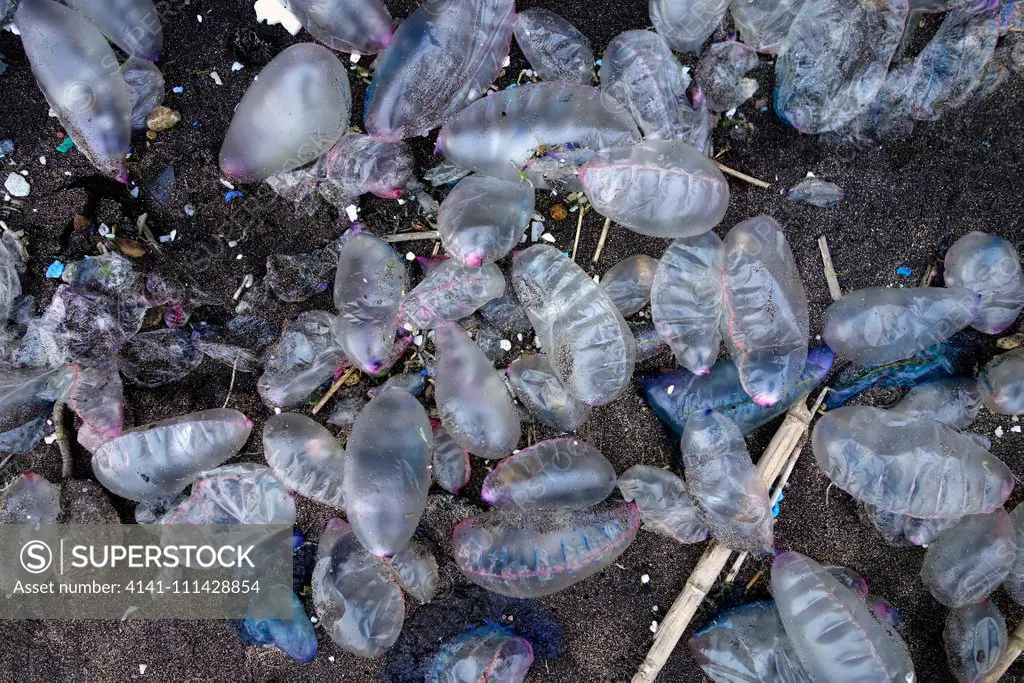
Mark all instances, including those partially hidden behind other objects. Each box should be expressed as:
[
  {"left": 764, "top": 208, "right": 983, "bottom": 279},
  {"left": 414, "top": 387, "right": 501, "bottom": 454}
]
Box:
[
  {"left": 258, "top": 310, "right": 348, "bottom": 408},
  {"left": 400, "top": 260, "right": 505, "bottom": 330},
  {"left": 920, "top": 510, "right": 1017, "bottom": 608},
  {"left": 389, "top": 539, "right": 440, "bottom": 604},
  {"left": 235, "top": 590, "right": 318, "bottom": 663},
  {"left": 313, "top": 518, "right": 405, "bottom": 657},
  {"left": 437, "top": 175, "right": 535, "bottom": 267},
  {"left": 365, "top": 0, "right": 515, "bottom": 141},
  {"left": 774, "top": 0, "right": 908, "bottom": 133},
  {"left": 117, "top": 328, "right": 203, "bottom": 388},
  {"left": 219, "top": 43, "right": 351, "bottom": 183},
  {"left": 600, "top": 255, "right": 657, "bottom": 318},
  {"left": 943, "top": 599, "right": 1006, "bottom": 683},
  {"left": 644, "top": 346, "right": 834, "bottom": 436},
  {"left": 860, "top": 502, "right": 961, "bottom": 548},
  {"left": 980, "top": 349, "right": 1024, "bottom": 415},
  {"left": 721, "top": 216, "right": 809, "bottom": 407},
  {"left": 688, "top": 600, "right": 810, "bottom": 682},
  {"left": 889, "top": 378, "right": 982, "bottom": 431},
  {"left": 16, "top": 0, "right": 131, "bottom": 181},
  {"left": 436, "top": 83, "right": 640, "bottom": 188},
  {"left": 263, "top": 413, "right": 345, "bottom": 509},
  {"left": 505, "top": 353, "right": 591, "bottom": 431},
  {"left": 160, "top": 464, "right": 296, "bottom": 526},
  {"left": 822, "top": 287, "right": 981, "bottom": 367},
  {"left": 481, "top": 438, "right": 616, "bottom": 511},
  {"left": 426, "top": 625, "right": 534, "bottom": 683},
  {"left": 121, "top": 57, "right": 165, "bottom": 131},
  {"left": 812, "top": 406, "right": 1014, "bottom": 518},
  {"left": 695, "top": 41, "right": 761, "bottom": 113},
  {"left": 730, "top": 0, "right": 806, "bottom": 54},
  {"left": 681, "top": 410, "right": 773, "bottom": 553},
  {"left": 64, "top": 0, "right": 163, "bottom": 61},
  {"left": 944, "top": 231, "right": 1024, "bottom": 334},
  {"left": 91, "top": 409, "right": 253, "bottom": 502},
  {"left": 580, "top": 141, "right": 729, "bottom": 238},
  {"left": 0, "top": 472, "right": 60, "bottom": 524},
  {"left": 452, "top": 501, "right": 640, "bottom": 598},
  {"left": 786, "top": 177, "right": 844, "bottom": 208},
  {"left": 0, "top": 238, "right": 21, "bottom": 325},
  {"left": 824, "top": 340, "right": 970, "bottom": 410},
  {"left": 333, "top": 229, "right": 407, "bottom": 375},
  {"left": 600, "top": 30, "right": 713, "bottom": 149},
  {"left": 342, "top": 390, "right": 432, "bottom": 558},
  {"left": 513, "top": 8, "right": 594, "bottom": 85},
  {"left": 1004, "top": 503, "right": 1024, "bottom": 605},
  {"left": 650, "top": 232, "right": 725, "bottom": 375},
  {"left": 512, "top": 245, "right": 636, "bottom": 406},
  {"left": 908, "top": 8, "right": 1000, "bottom": 123},
  {"left": 321, "top": 133, "right": 415, "bottom": 201},
  {"left": 649, "top": 0, "right": 727, "bottom": 54},
  {"left": 280, "top": 0, "right": 393, "bottom": 54},
  {"left": 431, "top": 425, "right": 471, "bottom": 495},
  {"left": 617, "top": 465, "right": 709, "bottom": 544},
  {"left": 434, "top": 321, "right": 520, "bottom": 459},
  {"left": 772, "top": 551, "right": 914, "bottom": 681}
]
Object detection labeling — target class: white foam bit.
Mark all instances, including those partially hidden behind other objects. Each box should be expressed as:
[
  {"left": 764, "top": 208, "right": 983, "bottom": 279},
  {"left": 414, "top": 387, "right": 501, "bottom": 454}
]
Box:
[{"left": 253, "top": 0, "right": 303, "bottom": 35}]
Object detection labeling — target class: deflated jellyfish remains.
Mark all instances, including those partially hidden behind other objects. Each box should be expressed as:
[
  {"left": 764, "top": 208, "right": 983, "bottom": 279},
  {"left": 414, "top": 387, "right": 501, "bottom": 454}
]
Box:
[{"left": 4, "top": 0, "right": 1024, "bottom": 678}]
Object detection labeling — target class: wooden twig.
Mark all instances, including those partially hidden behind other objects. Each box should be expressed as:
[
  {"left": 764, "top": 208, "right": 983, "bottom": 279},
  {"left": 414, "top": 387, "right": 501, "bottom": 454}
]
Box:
[
  {"left": 384, "top": 230, "right": 440, "bottom": 243},
  {"left": 592, "top": 217, "right": 612, "bottom": 264},
  {"left": 817, "top": 235, "right": 842, "bottom": 301},
  {"left": 919, "top": 263, "right": 937, "bottom": 288},
  {"left": 52, "top": 402, "right": 73, "bottom": 479},
  {"left": 571, "top": 206, "right": 587, "bottom": 262},
  {"left": 313, "top": 366, "right": 359, "bottom": 414},
  {"left": 713, "top": 161, "right": 771, "bottom": 189},
  {"left": 981, "top": 617, "right": 1024, "bottom": 682},
  {"left": 632, "top": 392, "right": 823, "bottom": 683},
  {"left": 222, "top": 356, "right": 240, "bottom": 409}
]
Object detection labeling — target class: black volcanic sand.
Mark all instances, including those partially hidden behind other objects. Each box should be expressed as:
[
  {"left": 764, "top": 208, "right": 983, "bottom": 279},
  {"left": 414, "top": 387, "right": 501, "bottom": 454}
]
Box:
[{"left": 1, "top": 0, "right": 1024, "bottom": 681}]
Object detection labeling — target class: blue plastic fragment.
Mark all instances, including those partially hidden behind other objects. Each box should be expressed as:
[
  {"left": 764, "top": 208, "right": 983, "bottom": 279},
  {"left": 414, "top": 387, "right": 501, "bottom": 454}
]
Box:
[
  {"left": 46, "top": 261, "right": 65, "bottom": 279},
  {"left": 172, "top": 86, "right": 184, "bottom": 93},
  {"left": 771, "top": 490, "right": 783, "bottom": 518},
  {"left": 896, "top": 266, "right": 912, "bottom": 276},
  {"left": 225, "top": 190, "right": 244, "bottom": 202},
  {"left": 130, "top": 186, "right": 140, "bottom": 198}
]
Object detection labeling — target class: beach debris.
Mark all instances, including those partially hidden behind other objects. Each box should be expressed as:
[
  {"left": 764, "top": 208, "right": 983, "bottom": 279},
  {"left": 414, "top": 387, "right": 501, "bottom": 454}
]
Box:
[{"left": 146, "top": 105, "right": 180, "bottom": 132}]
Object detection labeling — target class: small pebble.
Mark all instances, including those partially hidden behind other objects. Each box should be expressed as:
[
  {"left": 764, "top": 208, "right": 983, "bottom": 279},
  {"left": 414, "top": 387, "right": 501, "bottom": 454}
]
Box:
[
  {"left": 540, "top": 233, "right": 555, "bottom": 243},
  {"left": 350, "top": 53, "right": 361, "bottom": 63},
  {"left": 650, "top": 621, "right": 658, "bottom": 633},
  {"left": 210, "top": 71, "right": 222, "bottom": 86},
  {"left": 1012, "top": 426, "right": 1021, "bottom": 433},
  {"left": 4, "top": 172, "right": 29, "bottom": 197},
  {"left": 130, "top": 186, "right": 140, "bottom": 198},
  {"left": 172, "top": 86, "right": 184, "bottom": 93},
  {"left": 328, "top": 656, "right": 335, "bottom": 663},
  {"left": 641, "top": 574, "right": 650, "bottom": 584},
  {"left": 345, "top": 204, "right": 359, "bottom": 221},
  {"left": 405, "top": 252, "right": 415, "bottom": 261},
  {"left": 995, "top": 426, "right": 1005, "bottom": 438},
  {"left": 38, "top": 156, "right": 46, "bottom": 165},
  {"left": 499, "top": 339, "right": 512, "bottom": 351},
  {"left": 183, "top": 204, "right": 196, "bottom": 216},
  {"left": 147, "top": 106, "right": 181, "bottom": 132},
  {"left": 231, "top": 62, "right": 244, "bottom": 71},
  {"left": 666, "top": 385, "right": 674, "bottom": 395},
  {"left": 139, "top": 664, "right": 147, "bottom": 675}
]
